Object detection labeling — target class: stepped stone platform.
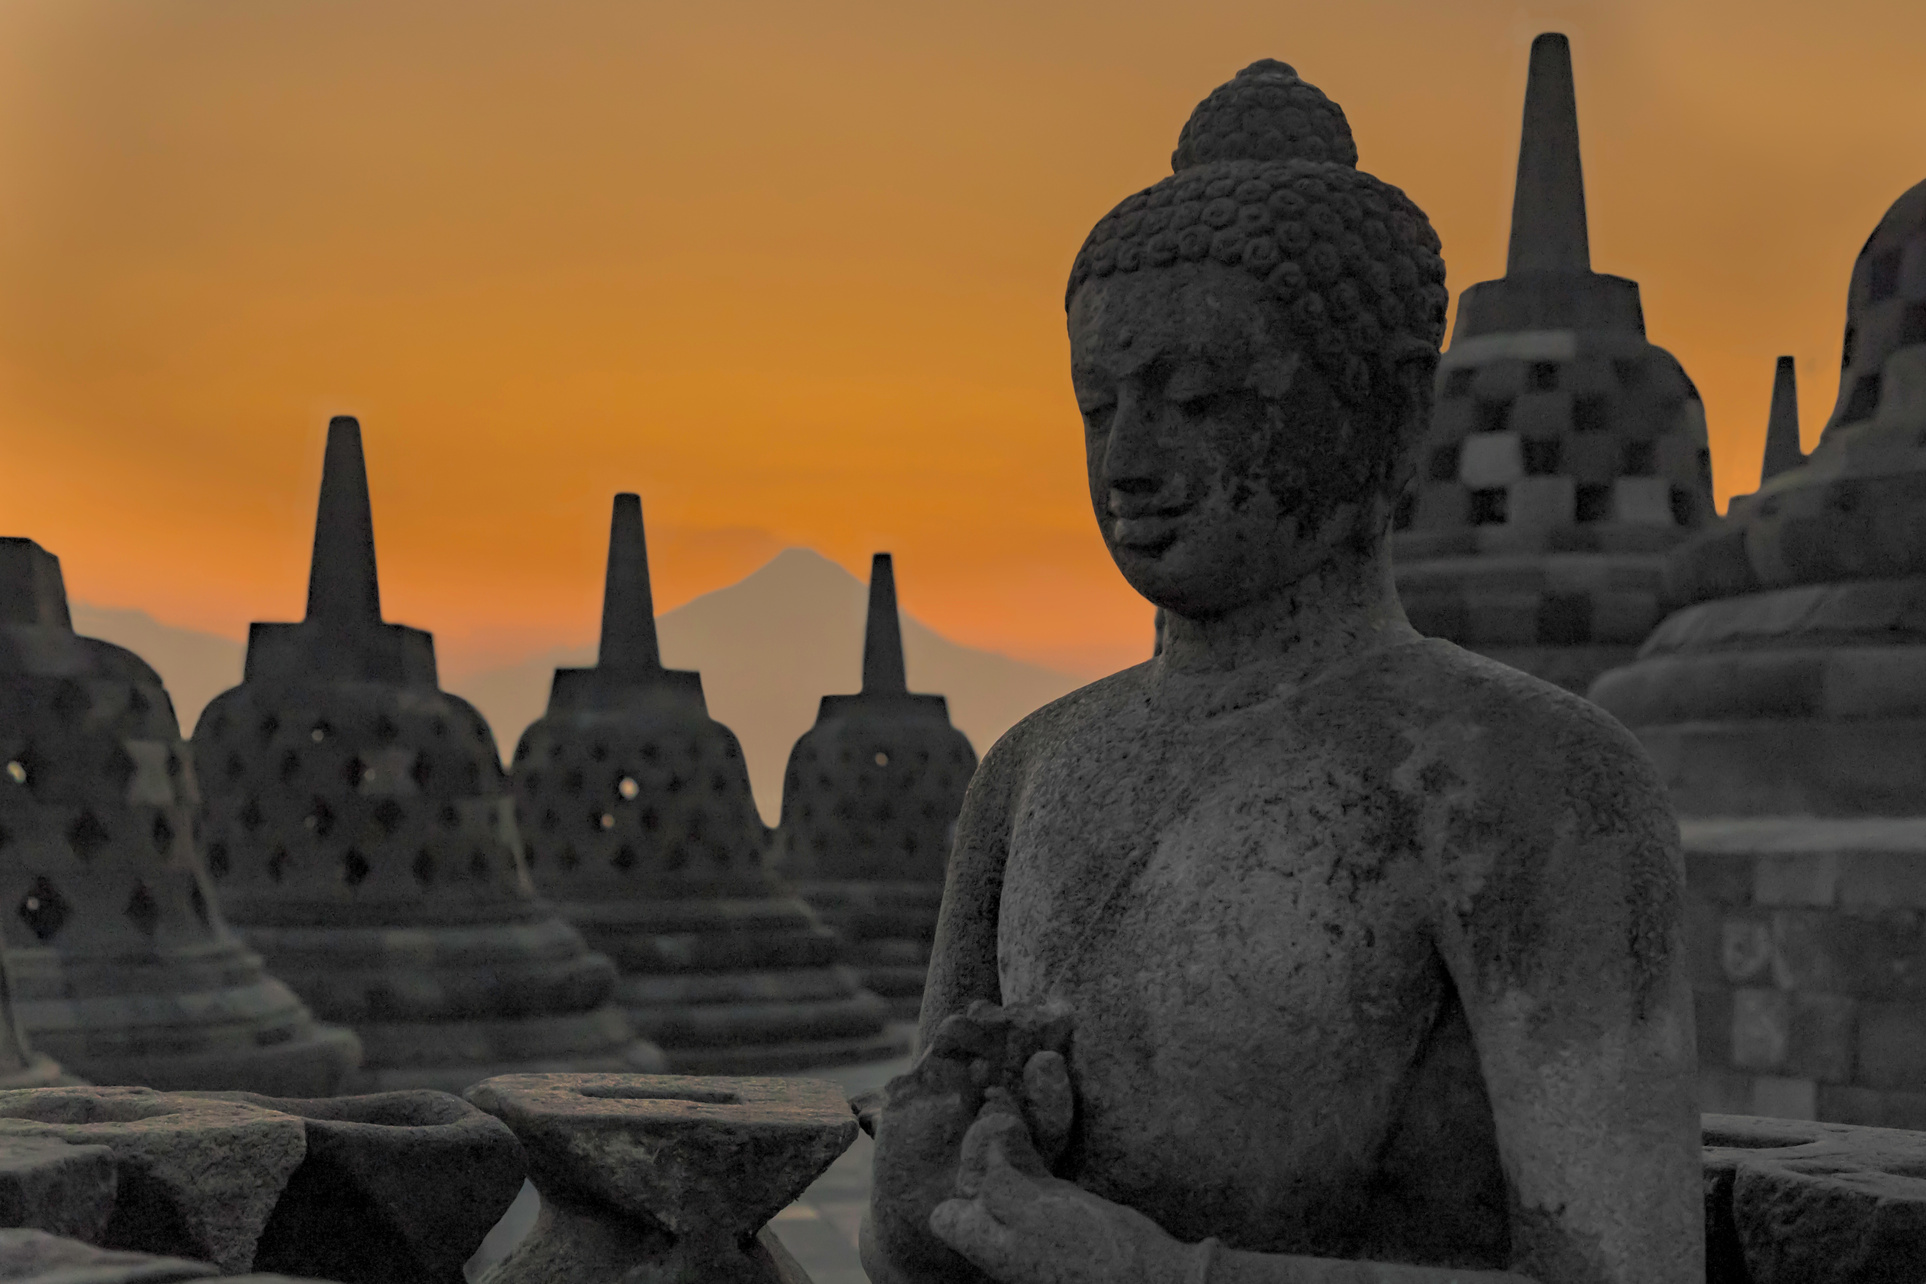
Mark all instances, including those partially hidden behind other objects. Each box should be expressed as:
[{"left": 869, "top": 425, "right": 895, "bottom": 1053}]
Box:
[
  {"left": 1393, "top": 35, "right": 1713, "bottom": 695},
  {"left": 0, "top": 538, "right": 358, "bottom": 1095},
  {"left": 192, "top": 419, "right": 660, "bottom": 1092},
  {"left": 511, "top": 495, "right": 900, "bottom": 1073},
  {"left": 776, "top": 555, "right": 977, "bottom": 1020},
  {"left": 1592, "top": 178, "right": 1926, "bottom": 1130}
]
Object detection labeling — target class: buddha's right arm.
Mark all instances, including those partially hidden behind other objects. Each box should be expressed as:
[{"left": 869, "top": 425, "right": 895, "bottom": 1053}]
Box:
[{"left": 914, "top": 728, "right": 1026, "bottom": 1047}]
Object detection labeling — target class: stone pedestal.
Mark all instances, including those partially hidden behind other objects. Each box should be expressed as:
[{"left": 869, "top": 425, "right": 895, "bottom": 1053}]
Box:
[
  {"left": 464, "top": 1072, "right": 855, "bottom": 1284},
  {"left": 192, "top": 419, "right": 660, "bottom": 1092},
  {"left": 512, "top": 497, "right": 900, "bottom": 1072},
  {"left": 1393, "top": 35, "right": 1712, "bottom": 695},
  {"left": 0, "top": 538, "right": 358, "bottom": 1094},
  {"left": 776, "top": 555, "right": 976, "bottom": 1019},
  {"left": 1591, "top": 178, "right": 1926, "bottom": 1130}
]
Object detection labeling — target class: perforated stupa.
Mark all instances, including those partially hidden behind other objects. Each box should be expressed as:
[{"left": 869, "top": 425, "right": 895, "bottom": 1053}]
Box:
[
  {"left": 775, "top": 554, "right": 977, "bottom": 1019},
  {"left": 1393, "top": 34, "right": 1714, "bottom": 693},
  {"left": 511, "top": 495, "right": 899, "bottom": 1071},
  {"left": 192, "top": 418, "right": 662, "bottom": 1090},
  {"left": 0, "top": 537, "right": 357, "bottom": 1091}
]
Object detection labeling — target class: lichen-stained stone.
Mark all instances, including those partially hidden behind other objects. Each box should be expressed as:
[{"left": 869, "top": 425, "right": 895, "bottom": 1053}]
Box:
[
  {"left": 0, "top": 537, "right": 359, "bottom": 1095},
  {"left": 193, "top": 420, "right": 661, "bottom": 1092},
  {"left": 464, "top": 1072, "right": 855, "bottom": 1284},
  {"left": 186, "top": 1090, "right": 524, "bottom": 1284},
  {"left": 0, "top": 1088, "right": 305, "bottom": 1274},
  {"left": 1392, "top": 35, "right": 1712, "bottom": 695},
  {"left": 0, "top": 1136, "right": 115, "bottom": 1244},
  {"left": 776, "top": 555, "right": 978, "bottom": 1019},
  {"left": 511, "top": 496, "right": 899, "bottom": 1073},
  {"left": 1702, "top": 1114, "right": 1926, "bottom": 1284},
  {"left": 0, "top": 1228, "right": 217, "bottom": 1283}
]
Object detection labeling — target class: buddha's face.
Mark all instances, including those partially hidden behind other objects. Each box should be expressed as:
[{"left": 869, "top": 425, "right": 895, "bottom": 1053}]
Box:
[{"left": 1069, "top": 262, "right": 1373, "bottom": 620}]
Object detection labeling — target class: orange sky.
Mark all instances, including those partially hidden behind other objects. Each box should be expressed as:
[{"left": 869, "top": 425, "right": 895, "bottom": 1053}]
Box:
[{"left": 1, "top": 0, "right": 1922, "bottom": 678}]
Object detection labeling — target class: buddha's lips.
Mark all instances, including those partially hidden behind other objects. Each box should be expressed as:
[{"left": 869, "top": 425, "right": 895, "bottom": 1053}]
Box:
[{"left": 1110, "top": 515, "right": 1183, "bottom": 553}]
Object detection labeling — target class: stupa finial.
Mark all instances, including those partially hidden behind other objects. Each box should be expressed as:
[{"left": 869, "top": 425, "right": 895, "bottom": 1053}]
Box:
[
  {"left": 304, "top": 416, "right": 383, "bottom": 627},
  {"left": 597, "top": 493, "right": 662, "bottom": 674},
  {"left": 860, "top": 554, "right": 907, "bottom": 696},
  {"left": 1506, "top": 32, "right": 1591, "bottom": 277},
  {"left": 1761, "top": 356, "right": 1805, "bottom": 484}
]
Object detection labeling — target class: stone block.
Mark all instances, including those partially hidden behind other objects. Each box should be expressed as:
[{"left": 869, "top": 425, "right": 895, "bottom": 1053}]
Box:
[
  {"left": 1838, "top": 850, "right": 1926, "bottom": 912},
  {"left": 1817, "top": 1083, "right": 1926, "bottom": 1131},
  {"left": 1730, "top": 988, "right": 1787, "bottom": 1071},
  {"left": 1774, "top": 908, "right": 1926, "bottom": 1000},
  {"left": 1784, "top": 993, "right": 1856, "bottom": 1084},
  {"left": 1693, "top": 988, "right": 1732, "bottom": 1068},
  {"left": 1457, "top": 433, "right": 1524, "bottom": 488},
  {"left": 191, "top": 1090, "right": 524, "bottom": 1284},
  {"left": 1506, "top": 476, "right": 1574, "bottom": 528},
  {"left": 0, "top": 1088, "right": 305, "bottom": 1274},
  {"left": 0, "top": 1227, "right": 215, "bottom": 1283},
  {"left": 1857, "top": 1002, "right": 1926, "bottom": 1090},
  {"left": 1612, "top": 476, "right": 1674, "bottom": 526},
  {"left": 1749, "top": 1077, "right": 1817, "bottom": 1121},
  {"left": 1702, "top": 1114, "right": 1926, "bottom": 1284},
  {"left": 1684, "top": 897, "right": 1722, "bottom": 986},
  {"left": 1697, "top": 1068, "right": 1754, "bottom": 1115},
  {"left": 0, "top": 1135, "right": 116, "bottom": 1244},
  {"left": 1720, "top": 914, "right": 1773, "bottom": 984},
  {"left": 1754, "top": 852, "right": 1839, "bottom": 907},
  {"left": 1687, "top": 852, "right": 1756, "bottom": 907},
  {"left": 465, "top": 1073, "right": 857, "bottom": 1284}
]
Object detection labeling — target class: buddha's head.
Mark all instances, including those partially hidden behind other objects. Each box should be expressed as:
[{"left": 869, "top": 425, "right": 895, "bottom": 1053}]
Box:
[{"left": 1067, "top": 61, "right": 1448, "bottom": 620}]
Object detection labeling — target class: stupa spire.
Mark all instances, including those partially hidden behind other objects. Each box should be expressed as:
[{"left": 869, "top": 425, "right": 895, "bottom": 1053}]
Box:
[
  {"left": 1506, "top": 32, "right": 1591, "bottom": 276},
  {"left": 1761, "top": 356, "right": 1805, "bottom": 484},
  {"left": 860, "top": 553, "right": 907, "bottom": 695},
  {"left": 304, "top": 416, "right": 383, "bottom": 627},
  {"left": 597, "top": 493, "right": 662, "bottom": 675}
]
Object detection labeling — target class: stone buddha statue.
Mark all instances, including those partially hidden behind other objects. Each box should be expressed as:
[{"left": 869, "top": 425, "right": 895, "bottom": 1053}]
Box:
[{"left": 862, "top": 59, "right": 1702, "bottom": 1284}]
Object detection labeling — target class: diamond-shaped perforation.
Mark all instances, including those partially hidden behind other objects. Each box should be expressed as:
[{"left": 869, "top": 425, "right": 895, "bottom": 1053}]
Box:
[
  {"left": 18, "top": 876, "right": 69, "bottom": 942},
  {"left": 66, "top": 811, "right": 110, "bottom": 861},
  {"left": 343, "top": 849, "right": 371, "bottom": 886},
  {"left": 124, "top": 881, "right": 160, "bottom": 935}
]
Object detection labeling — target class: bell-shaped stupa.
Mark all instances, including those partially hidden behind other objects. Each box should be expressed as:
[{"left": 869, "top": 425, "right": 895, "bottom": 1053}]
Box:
[
  {"left": 1393, "top": 33, "right": 1714, "bottom": 694},
  {"left": 0, "top": 537, "right": 357, "bottom": 1091},
  {"left": 775, "top": 554, "right": 977, "bottom": 1019},
  {"left": 511, "top": 495, "right": 900, "bottom": 1071},
  {"left": 192, "top": 418, "right": 662, "bottom": 1090},
  {"left": 1594, "top": 179, "right": 1926, "bottom": 814}
]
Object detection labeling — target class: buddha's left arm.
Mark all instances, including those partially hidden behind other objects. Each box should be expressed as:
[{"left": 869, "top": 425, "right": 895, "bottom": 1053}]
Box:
[{"left": 1429, "top": 718, "right": 1704, "bottom": 1284}]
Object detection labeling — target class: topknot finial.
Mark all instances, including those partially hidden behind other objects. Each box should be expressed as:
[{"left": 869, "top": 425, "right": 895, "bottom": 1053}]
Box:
[
  {"left": 1171, "top": 59, "right": 1358, "bottom": 172},
  {"left": 305, "top": 415, "right": 383, "bottom": 629}
]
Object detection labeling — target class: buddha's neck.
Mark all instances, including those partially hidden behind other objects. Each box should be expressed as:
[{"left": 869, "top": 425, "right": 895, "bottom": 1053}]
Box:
[{"left": 1154, "top": 545, "right": 1416, "bottom": 704}]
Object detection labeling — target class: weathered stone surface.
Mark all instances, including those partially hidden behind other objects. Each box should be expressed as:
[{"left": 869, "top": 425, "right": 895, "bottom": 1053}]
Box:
[
  {"left": 0, "top": 538, "right": 360, "bottom": 1096},
  {"left": 511, "top": 496, "right": 898, "bottom": 1073},
  {"left": 1702, "top": 1114, "right": 1926, "bottom": 1284},
  {"left": 0, "top": 1136, "right": 115, "bottom": 1244},
  {"left": 869, "top": 40, "right": 1700, "bottom": 1284},
  {"left": 0, "top": 1088, "right": 304, "bottom": 1274},
  {"left": 465, "top": 1072, "right": 855, "bottom": 1284},
  {"left": 777, "top": 554, "right": 978, "bottom": 1019},
  {"left": 187, "top": 1091, "right": 523, "bottom": 1284},
  {"left": 1392, "top": 34, "right": 1712, "bottom": 696},
  {"left": 0, "top": 1228, "right": 214, "bottom": 1283},
  {"left": 192, "top": 419, "right": 661, "bottom": 1091}
]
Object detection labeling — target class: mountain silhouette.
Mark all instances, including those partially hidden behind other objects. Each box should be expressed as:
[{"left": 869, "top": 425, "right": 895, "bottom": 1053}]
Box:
[
  {"left": 455, "top": 548, "right": 1083, "bottom": 820},
  {"left": 75, "top": 549, "right": 1089, "bottom": 821}
]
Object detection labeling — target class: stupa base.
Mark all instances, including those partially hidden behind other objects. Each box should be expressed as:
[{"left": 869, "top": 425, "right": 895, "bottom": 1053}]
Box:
[
  {"left": 9, "top": 950, "right": 364, "bottom": 1096},
  {"left": 621, "top": 975, "right": 905, "bottom": 1073},
  {"left": 792, "top": 881, "right": 941, "bottom": 1023},
  {"left": 345, "top": 1005, "right": 667, "bottom": 1094}
]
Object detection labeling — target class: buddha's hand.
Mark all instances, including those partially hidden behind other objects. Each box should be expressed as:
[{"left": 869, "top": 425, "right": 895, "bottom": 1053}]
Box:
[
  {"left": 930, "top": 1102, "right": 1186, "bottom": 1284},
  {"left": 860, "top": 1001, "right": 1076, "bottom": 1284}
]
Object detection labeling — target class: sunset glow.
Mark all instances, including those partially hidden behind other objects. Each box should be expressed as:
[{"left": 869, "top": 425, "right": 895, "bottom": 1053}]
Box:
[{"left": 2, "top": 0, "right": 1921, "bottom": 678}]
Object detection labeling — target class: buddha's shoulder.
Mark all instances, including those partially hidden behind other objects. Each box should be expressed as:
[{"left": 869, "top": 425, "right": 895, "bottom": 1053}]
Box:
[{"left": 1338, "top": 637, "right": 1669, "bottom": 821}]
